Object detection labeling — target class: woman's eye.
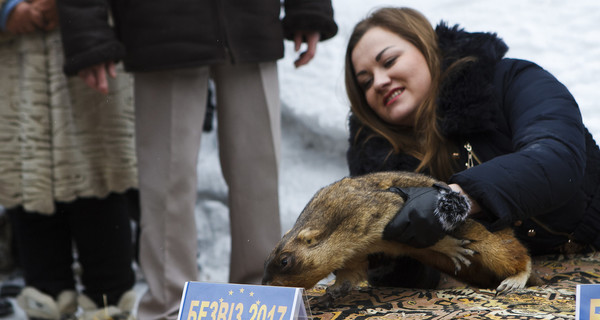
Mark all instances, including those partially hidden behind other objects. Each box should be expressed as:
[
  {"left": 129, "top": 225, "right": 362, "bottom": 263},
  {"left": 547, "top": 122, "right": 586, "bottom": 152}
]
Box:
[
  {"left": 360, "top": 78, "right": 373, "bottom": 90},
  {"left": 383, "top": 56, "right": 397, "bottom": 68}
]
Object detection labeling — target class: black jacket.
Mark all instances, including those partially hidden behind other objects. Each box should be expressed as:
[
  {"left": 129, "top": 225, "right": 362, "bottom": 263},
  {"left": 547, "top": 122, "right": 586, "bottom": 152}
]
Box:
[
  {"left": 347, "top": 24, "right": 600, "bottom": 255},
  {"left": 57, "top": 0, "right": 338, "bottom": 75}
]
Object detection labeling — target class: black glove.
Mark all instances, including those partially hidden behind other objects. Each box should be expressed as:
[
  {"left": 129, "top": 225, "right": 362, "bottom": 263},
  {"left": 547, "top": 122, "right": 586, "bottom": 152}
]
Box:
[{"left": 382, "top": 184, "right": 470, "bottom": 248}]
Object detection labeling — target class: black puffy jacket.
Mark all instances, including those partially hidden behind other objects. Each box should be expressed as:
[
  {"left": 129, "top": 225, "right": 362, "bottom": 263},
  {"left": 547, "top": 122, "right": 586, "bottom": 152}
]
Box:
[
  {"left": 57, "top": 0, "right": 338, "bottom": 75},
  {"left": 347, "top": 23, "right": 600, "bottom": 255}
]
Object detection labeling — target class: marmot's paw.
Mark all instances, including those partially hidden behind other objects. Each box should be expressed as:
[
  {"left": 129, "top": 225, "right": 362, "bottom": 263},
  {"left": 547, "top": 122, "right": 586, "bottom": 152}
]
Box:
[
  {"left": 430, "top": 237, "right": 476, "bottom": 272},
  {"left": 311, "top": 294, "right": 335, "bottom": 309},
  {"left": 434, "top": 185, "right": 471, "bottom": 231},
  {"left": 312, "top": 281, "right": 353, "bottom": 309},
  {"left": 495, "top": 274, "right": 528, "bottom": 295},
  {"left": 495, "top": 261, "right": 531, "bottom": 295}
]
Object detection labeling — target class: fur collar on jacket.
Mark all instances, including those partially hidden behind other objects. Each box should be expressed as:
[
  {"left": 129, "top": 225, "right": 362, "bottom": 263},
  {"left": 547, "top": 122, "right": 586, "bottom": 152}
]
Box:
[{"left": 435, "top": 23, "right": 508, "bottom": 138}]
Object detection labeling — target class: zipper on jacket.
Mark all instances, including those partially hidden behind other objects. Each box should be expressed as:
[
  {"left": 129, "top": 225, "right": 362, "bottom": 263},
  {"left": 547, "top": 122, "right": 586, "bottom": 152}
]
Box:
[
  {"left": 530, "top": 217, "right": 574, "bottom": 240},
  {"left": 464, "top": 142, "right": 481, "bottom": 169},
  {"left": 528, "top": 216, "right": 583, "bottom": 253}
]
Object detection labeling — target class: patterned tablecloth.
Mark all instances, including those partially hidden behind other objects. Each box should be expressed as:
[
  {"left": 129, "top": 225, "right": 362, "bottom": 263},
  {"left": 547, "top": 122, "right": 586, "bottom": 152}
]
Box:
[{"left": 303, "top": 252, "right": 600, "bottom": 319}]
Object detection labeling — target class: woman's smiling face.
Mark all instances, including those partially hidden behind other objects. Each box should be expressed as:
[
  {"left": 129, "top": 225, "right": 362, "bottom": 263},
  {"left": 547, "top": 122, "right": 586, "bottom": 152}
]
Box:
[{"left": 351, "top": 26, "right": 432, "bottom": 126}]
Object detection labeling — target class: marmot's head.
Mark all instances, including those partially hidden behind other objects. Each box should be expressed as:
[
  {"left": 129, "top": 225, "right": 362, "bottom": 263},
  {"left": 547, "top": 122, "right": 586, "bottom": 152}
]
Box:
[{"left": 262, "top": 171, "right": 440, "bottom": 289}]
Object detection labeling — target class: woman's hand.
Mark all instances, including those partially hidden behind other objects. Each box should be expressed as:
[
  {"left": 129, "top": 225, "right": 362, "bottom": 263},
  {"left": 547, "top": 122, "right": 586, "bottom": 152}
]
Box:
[
  {"left": 383, "top": 184, "right": 471, "bottom": 248},
  {"left": 293, "top": 30, "right": 320, "bottom": 68},
  {"left": 78, "top": 62, "right": 117, "bottom": 95},
  {"left": 5, "top": 0, "right": 58, "bottom": 35},
  {"left": 6, "top": 2, "right": 42, "bottom": 34},
  {"left": 448, "top": 183, "right": 481, "bottom": 214},
  {"left": 31, "top": 0, "right": 59, "bottom": 31}
]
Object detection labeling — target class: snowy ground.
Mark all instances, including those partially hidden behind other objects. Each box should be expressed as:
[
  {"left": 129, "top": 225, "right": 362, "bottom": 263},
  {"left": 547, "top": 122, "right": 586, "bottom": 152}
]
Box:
[
  {"left": 195, "top": 0, "right": 600, "bottom": 283},
  {"left": 1, "top": 0, "right": 599, "bottom": 318}
]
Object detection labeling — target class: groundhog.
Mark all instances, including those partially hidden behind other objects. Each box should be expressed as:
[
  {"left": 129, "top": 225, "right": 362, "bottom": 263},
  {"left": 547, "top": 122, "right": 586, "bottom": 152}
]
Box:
[{"left": 262, "top": 171, "right": 543, "bottom": 305}]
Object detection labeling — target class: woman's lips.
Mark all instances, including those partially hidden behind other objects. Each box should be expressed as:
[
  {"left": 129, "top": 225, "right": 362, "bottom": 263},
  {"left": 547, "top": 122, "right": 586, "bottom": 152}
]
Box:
[{"left": 384, "top": 88, "right": 404, "bottom": 106}]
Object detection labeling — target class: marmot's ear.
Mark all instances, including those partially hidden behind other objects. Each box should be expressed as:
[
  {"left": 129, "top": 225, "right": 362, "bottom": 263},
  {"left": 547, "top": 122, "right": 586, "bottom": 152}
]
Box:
[{"left": 297, "top": 228, "right": 321, "bottom": 246}]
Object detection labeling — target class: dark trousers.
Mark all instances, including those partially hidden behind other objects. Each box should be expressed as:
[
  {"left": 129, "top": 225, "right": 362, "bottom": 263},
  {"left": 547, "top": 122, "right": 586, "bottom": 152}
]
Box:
[{"left": 7, "top": 189, "right": 138, "bottom": 306}]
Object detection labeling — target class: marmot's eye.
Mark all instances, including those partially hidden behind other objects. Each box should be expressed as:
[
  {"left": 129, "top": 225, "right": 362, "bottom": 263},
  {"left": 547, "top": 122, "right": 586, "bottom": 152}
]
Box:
[{"left": 280, "top": 255, "right": 293, "bottom": 269}]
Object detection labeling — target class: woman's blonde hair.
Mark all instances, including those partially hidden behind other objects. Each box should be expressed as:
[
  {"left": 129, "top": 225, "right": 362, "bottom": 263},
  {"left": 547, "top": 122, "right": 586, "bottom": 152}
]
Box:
[{"left": 345, "top": 7, "right": 462, "bottom": 181}]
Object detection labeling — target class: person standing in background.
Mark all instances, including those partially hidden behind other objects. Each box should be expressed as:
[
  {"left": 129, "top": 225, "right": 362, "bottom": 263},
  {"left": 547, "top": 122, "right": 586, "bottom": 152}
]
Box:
[
  {"left": 0, "top": 0, "right": 139, "bottom": 319},
  {"left": 55, "top": 1, "right": 338, "bottom": 320}
]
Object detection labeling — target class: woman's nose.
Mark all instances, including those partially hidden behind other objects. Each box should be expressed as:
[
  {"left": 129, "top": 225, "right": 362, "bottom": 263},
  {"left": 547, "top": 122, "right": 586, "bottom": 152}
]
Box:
[{"left": 373, "top": 70, "right": 391, "bottom": 92}]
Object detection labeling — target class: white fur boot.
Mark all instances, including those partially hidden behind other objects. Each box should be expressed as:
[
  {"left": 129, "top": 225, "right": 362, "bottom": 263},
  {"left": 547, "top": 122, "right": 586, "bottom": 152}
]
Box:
[
  {"left": 17, "top": 287, "right": 77, "bottom": 320},
  {"left": 77, "top": 290, "right": 136, "bottom": 320}
]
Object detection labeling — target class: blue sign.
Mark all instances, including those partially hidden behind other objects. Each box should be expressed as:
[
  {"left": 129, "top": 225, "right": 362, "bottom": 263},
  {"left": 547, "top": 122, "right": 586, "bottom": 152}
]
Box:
[
  {"left": 576, "top": 284, "right": 600, "bottom": 320},
  {"left": 177, "top": 282, "right": 309, "bottom": 320}
]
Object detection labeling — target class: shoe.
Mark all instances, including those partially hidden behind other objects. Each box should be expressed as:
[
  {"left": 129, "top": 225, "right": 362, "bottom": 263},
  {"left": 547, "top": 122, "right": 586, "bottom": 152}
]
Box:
[
  {"left": 0, "top": 297, "right": 14, "bottom": 317},
  {"left": 1, "top": 282, "right": 24, "bottom": 298},
  {"left": 16, "top": 287, "right": 77, "bottom": 320},
  {"left": 78, "top": 290, "right": 136, "bottom": 320}
]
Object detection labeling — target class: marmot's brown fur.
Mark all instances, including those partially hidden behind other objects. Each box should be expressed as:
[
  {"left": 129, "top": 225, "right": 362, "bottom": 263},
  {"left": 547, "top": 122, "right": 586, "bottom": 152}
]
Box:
[{"left": 262, "top": 171, "right": 543, "bottom": 304}]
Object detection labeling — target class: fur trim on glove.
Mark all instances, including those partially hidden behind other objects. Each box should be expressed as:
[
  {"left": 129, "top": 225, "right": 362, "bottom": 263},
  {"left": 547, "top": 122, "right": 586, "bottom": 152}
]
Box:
[{"left": 434, "top": 186, "right": 471, "bottom": 231}]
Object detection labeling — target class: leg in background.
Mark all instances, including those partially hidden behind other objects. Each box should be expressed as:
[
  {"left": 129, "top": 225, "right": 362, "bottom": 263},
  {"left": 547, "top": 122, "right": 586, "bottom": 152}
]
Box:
[
  {"left": 7, "top": 206, "right": 76, "bottom": 297},
  {"left": 134, "top": 68, "right": 209, "bottom": 320},
  {"left": 68, "top": 192, "right": 136, "bottom": 306},
  {"left": 213, "top": 61, "right": 282, "bottom": 284}
]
